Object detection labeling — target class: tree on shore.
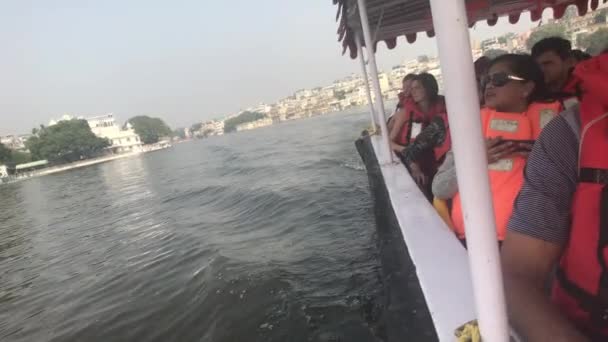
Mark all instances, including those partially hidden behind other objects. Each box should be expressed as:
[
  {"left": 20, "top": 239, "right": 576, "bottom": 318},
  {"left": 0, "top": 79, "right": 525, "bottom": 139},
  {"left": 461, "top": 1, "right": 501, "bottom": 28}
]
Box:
[
  {"left": 526, "top": 23, "right": 567, "bottom": 50},
  {"left": 223, "top": 111, "right": 266, "bottom": 133},
  {"left": 127, "top": 116, "right": 172, "bottom": 144},
  {"left": 26, "top": 120, "right": 110, "bottom": 164},
  {"left": 190, "top": 123, "right": 203, "bottom": 134},
  {"left": 0, "top": 143, "right": 11, "bottom": 164},
  {"left": 10, "top": 151, "right": 32, "bottom": 164},
  {"left": 172, "top": 128, "right": 187, "bottom": 139}
]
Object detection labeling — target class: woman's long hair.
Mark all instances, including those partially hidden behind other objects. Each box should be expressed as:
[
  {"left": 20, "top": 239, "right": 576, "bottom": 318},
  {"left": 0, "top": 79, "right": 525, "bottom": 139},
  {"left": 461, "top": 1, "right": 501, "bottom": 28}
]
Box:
[{"left": 412, "top": 73, "right": 440, "bottom": 104}]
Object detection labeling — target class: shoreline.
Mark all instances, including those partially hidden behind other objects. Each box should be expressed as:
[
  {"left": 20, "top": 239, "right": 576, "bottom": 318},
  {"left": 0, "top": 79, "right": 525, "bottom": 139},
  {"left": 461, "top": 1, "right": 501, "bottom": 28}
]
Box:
[{"left": 1, "top": 144, "right": 170, "bottom": 185}]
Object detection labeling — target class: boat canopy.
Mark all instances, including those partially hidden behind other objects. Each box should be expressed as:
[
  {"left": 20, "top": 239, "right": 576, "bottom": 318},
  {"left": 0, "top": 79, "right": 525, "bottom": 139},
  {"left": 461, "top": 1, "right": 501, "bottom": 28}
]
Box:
[{"left": 334, "top": 0, "right": 606, "bottom": 58}]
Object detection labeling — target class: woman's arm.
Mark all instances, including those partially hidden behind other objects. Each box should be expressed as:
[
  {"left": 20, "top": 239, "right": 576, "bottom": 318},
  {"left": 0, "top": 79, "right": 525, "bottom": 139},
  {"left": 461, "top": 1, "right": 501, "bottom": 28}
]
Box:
[
  {"left": 401, "top": 115, "right": 446, "bottom": 165},
  {"left": 389, "top": 108, "right": 407, "bottom": 153}
]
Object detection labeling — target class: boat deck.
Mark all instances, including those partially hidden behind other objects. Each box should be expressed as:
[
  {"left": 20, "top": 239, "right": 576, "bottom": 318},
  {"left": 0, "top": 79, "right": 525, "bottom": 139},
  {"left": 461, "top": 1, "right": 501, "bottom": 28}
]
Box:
[{"left": 357, "top": 133, "right": 476, "bottom": 341}]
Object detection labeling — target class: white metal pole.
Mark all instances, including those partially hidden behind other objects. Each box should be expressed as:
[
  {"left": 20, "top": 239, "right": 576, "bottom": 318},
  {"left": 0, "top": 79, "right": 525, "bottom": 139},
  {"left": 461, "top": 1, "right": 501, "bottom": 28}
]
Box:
[
  {"left": 428, "top": 0, "right": 509, "bottom": 341},
  {"left": 356, "top": 0, "right": 393, "bottom": 163},
  {"left": 355, "top": 33, "right": 377, "bottom": 130}
]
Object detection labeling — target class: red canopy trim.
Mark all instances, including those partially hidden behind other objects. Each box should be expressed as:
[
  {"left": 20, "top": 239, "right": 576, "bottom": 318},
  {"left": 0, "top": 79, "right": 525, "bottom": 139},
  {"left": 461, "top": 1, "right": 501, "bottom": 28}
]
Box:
[{"left": 334, "top": 0, "right": 607, "bottom": 59}]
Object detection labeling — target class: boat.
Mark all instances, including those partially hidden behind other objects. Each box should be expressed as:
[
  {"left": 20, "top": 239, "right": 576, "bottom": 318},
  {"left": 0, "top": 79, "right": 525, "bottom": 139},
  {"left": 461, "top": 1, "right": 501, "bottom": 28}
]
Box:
[{"left": 330, "top": 0, "right": 606, "bottom": 341}]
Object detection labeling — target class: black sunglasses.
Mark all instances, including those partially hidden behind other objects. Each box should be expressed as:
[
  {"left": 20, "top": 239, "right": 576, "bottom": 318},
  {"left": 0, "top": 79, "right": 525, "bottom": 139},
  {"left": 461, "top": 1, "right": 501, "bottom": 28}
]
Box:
[{"left": 482, "top": 72, "right": 526, "bottom": 88}]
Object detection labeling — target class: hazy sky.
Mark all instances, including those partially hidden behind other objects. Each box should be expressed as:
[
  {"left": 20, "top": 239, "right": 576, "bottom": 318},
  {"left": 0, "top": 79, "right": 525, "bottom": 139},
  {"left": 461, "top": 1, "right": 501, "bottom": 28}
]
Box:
[{"left": 1, "top": 0, "right": 541, "bottom": 135}]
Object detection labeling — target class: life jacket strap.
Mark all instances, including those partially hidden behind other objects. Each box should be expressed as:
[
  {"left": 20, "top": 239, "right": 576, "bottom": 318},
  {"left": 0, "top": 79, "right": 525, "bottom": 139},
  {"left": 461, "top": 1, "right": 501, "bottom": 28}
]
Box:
[
  {"left": 556, "top": 267, "right": 608, "bottom": 327},
  {"left": 580, "top": 168, "right": 608, "bottom": 185}
]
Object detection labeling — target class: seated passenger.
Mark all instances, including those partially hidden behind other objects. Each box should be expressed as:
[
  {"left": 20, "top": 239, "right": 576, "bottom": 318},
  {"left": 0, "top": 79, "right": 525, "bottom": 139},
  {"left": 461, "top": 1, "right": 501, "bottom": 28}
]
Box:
[
  {"left": 397, "top": 73, "right": 450, "bottom": 200},
  {"left": 502, "top": 54, "right": 608, "bottom": 341},
  {"left": 432, "top": 54, "right": 561, "bottom": 244},
  {"left": 532, "top": 37, "right": 577, "bottom": 106},
  {"left": 431, "top": 56, "right": 492, "bottom": 228},
  {"left": 388, "top": 74, "right": 416, "bottom": 147}
]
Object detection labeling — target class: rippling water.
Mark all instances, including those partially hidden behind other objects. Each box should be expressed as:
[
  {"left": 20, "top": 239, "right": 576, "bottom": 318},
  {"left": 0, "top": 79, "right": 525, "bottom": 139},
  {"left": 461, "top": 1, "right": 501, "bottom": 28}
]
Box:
[{"left": 0, "top": 111, "right": 385, "bottom": 342}]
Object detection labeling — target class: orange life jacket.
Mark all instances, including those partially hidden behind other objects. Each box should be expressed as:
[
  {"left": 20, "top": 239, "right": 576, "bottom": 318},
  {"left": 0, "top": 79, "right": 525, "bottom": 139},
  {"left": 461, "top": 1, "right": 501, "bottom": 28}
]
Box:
[
  {"left": 451, "top": 102, "right": 561, "bottom": 241},
  {"left": 551, "top": 54, "right": 608, "bottom": 340}
]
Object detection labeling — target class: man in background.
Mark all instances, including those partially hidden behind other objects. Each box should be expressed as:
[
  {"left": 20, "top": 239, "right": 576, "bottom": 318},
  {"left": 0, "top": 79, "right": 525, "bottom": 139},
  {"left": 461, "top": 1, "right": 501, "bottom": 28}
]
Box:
[{"left": 532, "top": 37, "right": 576, "bottom": 93}]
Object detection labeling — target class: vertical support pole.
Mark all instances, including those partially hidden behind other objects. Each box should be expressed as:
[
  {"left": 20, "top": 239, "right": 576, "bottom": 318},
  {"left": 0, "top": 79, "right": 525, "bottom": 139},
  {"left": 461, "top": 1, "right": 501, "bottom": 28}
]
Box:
[
  {"left": 428, "top": 0, "right": 509, "bottom": 341},
  {"left": 356, "top": 0, "right": 393, "bottom": 163},
  {"left": 355, "top": 33, "right": 377, "bottom": 130}
]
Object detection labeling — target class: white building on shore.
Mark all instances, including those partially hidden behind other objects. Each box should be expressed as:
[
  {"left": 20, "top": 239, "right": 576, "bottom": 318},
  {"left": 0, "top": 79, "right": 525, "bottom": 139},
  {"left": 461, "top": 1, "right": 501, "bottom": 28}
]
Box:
[
  {"left": 86, "top": 114, "right": 143, "bottom": 153},
  {"left": 0, "top": 165, "right": 8, "bottom": 179},
  {"left": 194, "top": 120, "right": 225, "bottom": 137},
  {"left": 235, "top": 117, "right": 273, "bottom": 131}
]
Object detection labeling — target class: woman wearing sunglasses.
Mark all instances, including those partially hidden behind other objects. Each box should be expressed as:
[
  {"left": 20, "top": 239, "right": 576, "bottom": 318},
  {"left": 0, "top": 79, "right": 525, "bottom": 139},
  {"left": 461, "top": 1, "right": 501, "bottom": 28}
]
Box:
[
  {"left": 433, "top": 54, "right": 562, "bottom": 245},
  {"left": 391, "top": 73, "right": 451, "bottom": 200}
]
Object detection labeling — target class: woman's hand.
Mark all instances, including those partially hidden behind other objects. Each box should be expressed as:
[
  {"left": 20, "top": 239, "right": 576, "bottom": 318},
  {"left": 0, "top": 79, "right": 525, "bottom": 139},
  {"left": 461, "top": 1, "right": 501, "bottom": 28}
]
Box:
[
  {"left": 486, "top": 137, "right": 517, "bottom": 164},
  {"left": 409, "top": 162, "right": 427, "bottom": 186}
]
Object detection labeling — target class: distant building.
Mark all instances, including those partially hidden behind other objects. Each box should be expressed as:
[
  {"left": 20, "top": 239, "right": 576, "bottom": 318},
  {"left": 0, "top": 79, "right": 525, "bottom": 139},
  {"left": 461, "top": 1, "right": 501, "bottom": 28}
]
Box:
[
  {"left": 0, "top": 135, "right": 28, "bottom": 150},
  {"left": 235, "top": 117, "right": 273, "bottom": 131},
  {"left": 196, "top": 120, "right": 225, "bottom": 137},
  {"left": 86, "top": 114, "right": 143, "bottom": 153},
  {"left": 378, "top": 73, "right": 391, "bottom": 93}
]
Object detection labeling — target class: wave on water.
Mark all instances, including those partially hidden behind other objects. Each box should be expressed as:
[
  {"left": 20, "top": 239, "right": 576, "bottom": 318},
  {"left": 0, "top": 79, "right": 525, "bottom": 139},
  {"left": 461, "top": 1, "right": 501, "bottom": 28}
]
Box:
[{"left": 0, "top": 111, "right": 386, "bottom": 342}]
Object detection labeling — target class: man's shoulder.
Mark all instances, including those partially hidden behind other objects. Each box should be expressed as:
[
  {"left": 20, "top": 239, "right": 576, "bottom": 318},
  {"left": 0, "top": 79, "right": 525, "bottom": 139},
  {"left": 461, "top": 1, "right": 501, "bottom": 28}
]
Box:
[
  {"left": 508, "top": 106, "right": 579, "bottom": 245},
  {"left": 538, "top": 105, "right": 580, "bottom": 147}
]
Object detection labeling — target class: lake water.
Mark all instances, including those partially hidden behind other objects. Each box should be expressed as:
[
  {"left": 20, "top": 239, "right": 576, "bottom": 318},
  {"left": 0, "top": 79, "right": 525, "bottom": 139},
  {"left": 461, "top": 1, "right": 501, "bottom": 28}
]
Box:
[{"left": 0, "top": 110, "right": 386, "bottom": 342}]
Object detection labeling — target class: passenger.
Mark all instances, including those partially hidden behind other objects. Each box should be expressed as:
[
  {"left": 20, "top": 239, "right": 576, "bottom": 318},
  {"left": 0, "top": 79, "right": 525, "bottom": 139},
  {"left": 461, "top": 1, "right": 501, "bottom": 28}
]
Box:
[
  {"left": 532, "top": 37, "right": 577, "bottom": 101},
  {"left": 431, "top": 56, "right": 491, "bottom": 225},
  {"left": 571, "top": 49, "right": 592, "bottom": 62},
  {"left": 432, "top": 54, "right": 561, "bottom": 244},
  {"left": 502, "top": 54, "right": 608, "bottom": 341},
  {"left": 397, "top": 73, "right": 450, "bottom": 200},
  {"left": 388, "top": 74, "right": 417, "bottom": 145}
]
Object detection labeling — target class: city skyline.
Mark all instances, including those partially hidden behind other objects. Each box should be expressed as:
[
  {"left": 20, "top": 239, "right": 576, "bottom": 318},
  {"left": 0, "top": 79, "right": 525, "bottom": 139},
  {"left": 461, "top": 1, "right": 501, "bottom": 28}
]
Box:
[{"left": 2, "top": 1, "right": 549, "bottom": 136}]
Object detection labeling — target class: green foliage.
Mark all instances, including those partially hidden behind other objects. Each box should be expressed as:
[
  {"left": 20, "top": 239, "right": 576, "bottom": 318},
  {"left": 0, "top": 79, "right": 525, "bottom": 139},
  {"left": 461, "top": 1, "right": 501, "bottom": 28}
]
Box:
[
  {"left": 526, "top": 23, "right": 567, "bottom": 51},
  {"left": 0, "top": 143, "right": 31, "bottom": 166},
  {"left": 127, "top": 116, "right": 172, "bottom": 144},
  {"left": 497, "top": 36, "right": 507, "bottom": 45},
  {"left": 190, "top": 122, "right": 202, "bottom": 133},
  {"left": 25, "top": 119, "right": 110, "bottom": 164},
  {"left": 223, "top": 111, "right": 266, "bottom": 133},
  {"left": 594, "top": 13, "right": 606, "bottom": 24},
  {"left": 582, "top": 28, "right": 608, "bottom": 55},
  {"left": 484, "top": 49, "right": 509, "bottom": 59},
  {"left": 0, "top": 143, "right": 11, "bottom": 164},
  {"left": 172, "top": 128, "right": 187, "bottom": 139},
  {"left": 10, "top": 151, "right": 32, "bottom": 164},
  {"left": 334, "top": 90, "right": 346, "bottom": 100}
]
